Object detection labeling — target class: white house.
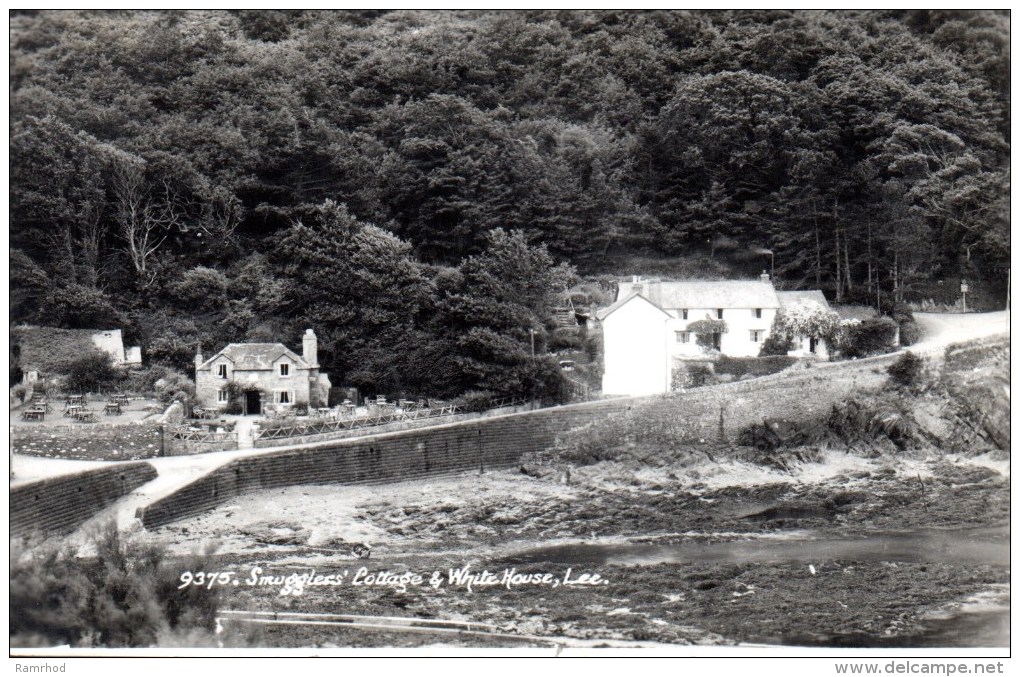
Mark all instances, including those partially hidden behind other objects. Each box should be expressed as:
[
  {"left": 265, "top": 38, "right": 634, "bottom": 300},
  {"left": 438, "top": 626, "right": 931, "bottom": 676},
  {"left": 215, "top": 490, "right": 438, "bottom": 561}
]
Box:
[
  {"left": 597, "top": 275, "right": 829, "bottom": 396},
  {"left": 775, "top": 290, "right": 833, "bottom": 359}
]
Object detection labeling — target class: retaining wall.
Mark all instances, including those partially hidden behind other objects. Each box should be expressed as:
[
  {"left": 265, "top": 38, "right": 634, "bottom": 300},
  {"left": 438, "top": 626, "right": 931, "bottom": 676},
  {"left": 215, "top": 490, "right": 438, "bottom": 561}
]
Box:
[
  {"left": 139, "top": 399, "right": 633, "bottom": 529},
  {"left": 252, "top": 403, "right": 535, "bottom": 448},
  {"left": 11, "top": 462, "right": 158, "bottom": 538}
]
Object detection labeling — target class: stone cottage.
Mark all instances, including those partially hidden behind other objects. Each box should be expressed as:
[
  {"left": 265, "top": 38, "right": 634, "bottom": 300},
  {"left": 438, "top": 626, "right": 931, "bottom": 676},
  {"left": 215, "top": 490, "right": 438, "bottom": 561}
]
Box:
[{"left": 194, "top": 329, "right": 330, "bottom": 414}]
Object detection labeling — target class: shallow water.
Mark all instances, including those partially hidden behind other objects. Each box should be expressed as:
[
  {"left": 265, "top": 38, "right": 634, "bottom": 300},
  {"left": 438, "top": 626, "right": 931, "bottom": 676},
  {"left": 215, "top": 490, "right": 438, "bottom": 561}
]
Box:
[
  {"left": 501, "top": 525, "right": 1009, "bottom": 648},
  {"left": 504, "top": 526, "right": 1009, "bottom": 567}
]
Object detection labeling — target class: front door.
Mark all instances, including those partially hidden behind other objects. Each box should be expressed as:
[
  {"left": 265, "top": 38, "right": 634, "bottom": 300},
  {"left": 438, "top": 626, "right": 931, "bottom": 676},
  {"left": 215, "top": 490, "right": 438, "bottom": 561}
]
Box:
[{"left": 244, "top": 390, "right": 261, "bottom": 415}]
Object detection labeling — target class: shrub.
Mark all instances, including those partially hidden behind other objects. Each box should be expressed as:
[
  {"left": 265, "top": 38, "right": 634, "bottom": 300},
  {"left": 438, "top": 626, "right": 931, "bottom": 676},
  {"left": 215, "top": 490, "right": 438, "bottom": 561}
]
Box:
[
  {"left": 61, "top": 348, "right": 121, "bottom": 393},
  {"left": 453, "top": 390, "right": 498, "bottom": 412},
  {"left": 839, "top": 317, "right": 899, "bottom": 358},
  {"left": 716, "top": 356, "right": 797, "bottom": 379},
  {"left": 10, "top": 523, "right": 221, "bottom": 648},
  {"left": 547, "top": 327, "right": 584, "bottom": 351},
  {"left": 758, "top": 331, "right": 796, "bottom": 357},
  {"left": 11, "top": 382, "right": 30, "bottom": 404},
  {"left": 899, "top": 320, "right": 921, "bottom": 347},
  {"left": 687, "top": 319, "right": 727, "bottom": 352},
  {"left": 124, "top": 365, "right": 183, "bottom": 396},
  {"left": 887, "top": 351, "right": 926, "bottom": 390},
  {"left": 671, "top": 362, "right": 715, "bottom": 390},
  {"left": 153, "top": 368, "right": 196, "bottom": 406}
]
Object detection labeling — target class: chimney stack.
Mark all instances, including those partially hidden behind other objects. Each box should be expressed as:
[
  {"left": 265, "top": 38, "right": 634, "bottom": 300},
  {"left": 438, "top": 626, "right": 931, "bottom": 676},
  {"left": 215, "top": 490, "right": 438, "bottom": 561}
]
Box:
[
  {"left": 303, "top": 329, "right": 318, "bottom": 368},
  {"left": 760, "top": 270, "right": 771, "bottom": 284},
  {"left": 194, "top": 349, "right": 204, "bottom": 374}
]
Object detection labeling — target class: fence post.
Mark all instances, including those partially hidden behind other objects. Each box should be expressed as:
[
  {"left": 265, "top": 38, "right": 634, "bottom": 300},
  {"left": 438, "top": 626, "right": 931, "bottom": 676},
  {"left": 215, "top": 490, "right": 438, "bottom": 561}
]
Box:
[{"left": 159, "top": 424, "right": 166, "bottom": 457}]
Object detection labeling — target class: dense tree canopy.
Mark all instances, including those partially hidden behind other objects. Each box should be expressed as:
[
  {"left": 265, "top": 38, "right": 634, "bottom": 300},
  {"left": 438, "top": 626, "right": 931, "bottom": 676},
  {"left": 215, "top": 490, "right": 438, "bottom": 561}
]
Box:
[{"left": 9, "top": 10, "right": 1009, "bottom": 399}]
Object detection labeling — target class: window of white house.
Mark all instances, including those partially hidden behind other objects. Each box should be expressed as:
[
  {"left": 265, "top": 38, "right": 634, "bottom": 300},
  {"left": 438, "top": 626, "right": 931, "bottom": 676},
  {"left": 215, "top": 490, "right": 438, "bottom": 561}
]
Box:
[
  {"left": 217, "top": 364, "right": 227, "bottom": 378},
  {"left": 681, "top": 309, "right": 688, "bottom": 320},
  {"left": 217, "top": 389, "right": 229, "bottom": 403},
  {"left": 675, "top": 331, "right": 690, "bottom": 344},
  {"left": 750, "top": 330, "right": 764, "bottom": 343},
  {"left": 754, "top": 308, "right": 762, "bottom": 319},
  {"left": 279, "top": 363, "right": 290, "bottom": 377},
  {"left": 717, "top": 308, "right": 724, "bottom": 319},
  {"left": 277, "top": 391, "right": 291, "bottom": 404}
]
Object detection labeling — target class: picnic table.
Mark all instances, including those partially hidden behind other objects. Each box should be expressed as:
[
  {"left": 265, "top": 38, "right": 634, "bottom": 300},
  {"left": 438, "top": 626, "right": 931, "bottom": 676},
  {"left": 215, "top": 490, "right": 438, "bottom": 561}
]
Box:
[
  {"left": 63, "top": 404, "right": 84, "bottom": 417},
  {"left": 193, "top": 407, "right": 218, "bottom": 420},
  {"left": 20, "top": 408, "right": 46, "bottom": 422},
  {"left": 65, "top": 394, "right": 86, "bottom": 406},
  {"left": 398, "top": 399, "right": 416, "bottom": 410},
  {"left": 104, "top": 402, "right": 123, "bottom": 415},
  {"left": 73, "top": 410, "right": 97, "bottom": 423},
  {"left": 315, "top": 407, "right": 334, "bottom": 419},
  {"left": 110, "top": 394, "right": 130, "bottom": 406}
]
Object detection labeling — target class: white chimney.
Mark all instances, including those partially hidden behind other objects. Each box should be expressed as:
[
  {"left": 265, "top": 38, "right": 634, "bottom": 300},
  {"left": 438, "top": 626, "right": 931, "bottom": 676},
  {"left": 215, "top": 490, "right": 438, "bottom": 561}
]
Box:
[
  {"left": 302, "top": 329, "right": 318, "bottom": 367},
  {"left": 760, "top": 271, "right": 771, "bottom": 284}
]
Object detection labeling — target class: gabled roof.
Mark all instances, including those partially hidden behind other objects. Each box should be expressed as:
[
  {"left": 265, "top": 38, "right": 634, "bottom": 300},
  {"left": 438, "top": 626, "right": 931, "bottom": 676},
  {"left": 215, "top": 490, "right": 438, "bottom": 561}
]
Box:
[
  {"left": 615, "top": 279, "right": 781, "bottom": 310},
  {"left": 595, "top": 293, "right": 671, "bottom": 321},
  {"left": 198, "top": 343, "right": 309, "bottom": 372},
  {"left": 777, "top": 290, "right": 832, "bottom": 312}
]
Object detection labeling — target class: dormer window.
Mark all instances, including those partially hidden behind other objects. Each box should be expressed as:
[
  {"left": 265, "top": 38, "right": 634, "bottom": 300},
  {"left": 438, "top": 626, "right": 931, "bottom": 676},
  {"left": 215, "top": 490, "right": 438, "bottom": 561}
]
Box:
[
  {"left": 279, "top": 363, "right": 290, "bottom": 377},
  {"left": 217, "top": 364, "right": 227, "bottom": 378},
  {"left": 754, "top": 308, "right": 762, "bottom": 319}
]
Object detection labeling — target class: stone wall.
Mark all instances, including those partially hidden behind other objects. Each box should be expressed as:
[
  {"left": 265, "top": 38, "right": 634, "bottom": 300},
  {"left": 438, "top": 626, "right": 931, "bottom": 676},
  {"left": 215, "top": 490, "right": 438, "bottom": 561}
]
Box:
[
  {"left": 11, "top": 462, "right": 158, "bottom": 538},
  {"left": 251, "top": 403, "right": 535, "bottom": 449},
  {"left": 139, "top": 399, "right": 634, "bottom": 529}
]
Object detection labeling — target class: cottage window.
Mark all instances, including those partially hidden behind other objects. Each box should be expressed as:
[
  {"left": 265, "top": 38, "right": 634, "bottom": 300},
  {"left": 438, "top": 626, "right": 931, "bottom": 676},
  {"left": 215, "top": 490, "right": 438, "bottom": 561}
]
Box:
[
  {"left": 278, "top": 391, "right": 291, "bottom": 404},
  {"left": 750, "top": 330, "right": 764, "bottom": 343},
  {"left": 754, "top": 308, "right": 762, "bottom": 319},
  {"left": 217, "top": 364, "right": 227, "bottom": 378},
  {"left": 217, "top": 389, "right": 229, "bottom": 403},
  {"left": 675, "top": 331, "right": 690, "bottom": 344},
  {"left": 279, "top": 363, "right": 290, "bottom": 377},
  {"left": 717, "top": 309, "right": 724, "bottom": 319},
  {"left": 681, "top": 309, "right": 688, "bottom": 320}
]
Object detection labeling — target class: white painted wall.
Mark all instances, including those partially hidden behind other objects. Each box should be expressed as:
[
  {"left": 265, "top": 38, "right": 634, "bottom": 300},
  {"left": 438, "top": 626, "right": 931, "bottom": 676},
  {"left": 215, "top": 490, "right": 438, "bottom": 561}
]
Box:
[
  {"left": 788, "top": 336, "right": 830, "bottom": 360},
  {"left": 601, "top": 297, "right": 669, "bottom": 396},
  {"left": 664, "top": 307, "right": 777, "bottom": 358}
]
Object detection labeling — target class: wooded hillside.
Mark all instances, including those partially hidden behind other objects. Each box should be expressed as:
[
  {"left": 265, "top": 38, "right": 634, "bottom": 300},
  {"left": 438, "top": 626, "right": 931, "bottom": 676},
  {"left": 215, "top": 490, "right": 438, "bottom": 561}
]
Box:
[{"left": 9, "top": 10, "right": 1010, "bottom": 398}]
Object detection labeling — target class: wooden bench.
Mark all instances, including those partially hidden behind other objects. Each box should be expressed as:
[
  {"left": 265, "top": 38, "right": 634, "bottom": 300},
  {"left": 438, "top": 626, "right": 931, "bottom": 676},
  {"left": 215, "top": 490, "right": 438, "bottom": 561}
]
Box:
[{"left": 74, "top": 410, "right": 97, "bottom": 423}]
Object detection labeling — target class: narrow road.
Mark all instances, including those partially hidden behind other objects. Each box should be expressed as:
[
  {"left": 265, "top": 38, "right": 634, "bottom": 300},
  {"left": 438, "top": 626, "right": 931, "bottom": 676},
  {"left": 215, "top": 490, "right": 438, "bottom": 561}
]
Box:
[{"left": 910, "top": 310, "right": 1009, "bottom": 352}]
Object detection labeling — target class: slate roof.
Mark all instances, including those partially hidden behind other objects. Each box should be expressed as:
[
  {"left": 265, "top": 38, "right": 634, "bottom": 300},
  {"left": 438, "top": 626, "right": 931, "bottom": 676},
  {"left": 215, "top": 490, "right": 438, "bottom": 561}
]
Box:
[
  {"left": 595, "top": 293, "right": 671, "bottom": 321},
  {"left": 198, "top": 343, "right": 309, "bottom": 372},
  {"left": 614, "top": 279, "right": 781, "bottom": 310},
  {"left": 776, "top": 290, "right": 832, "bottom": 311}
]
